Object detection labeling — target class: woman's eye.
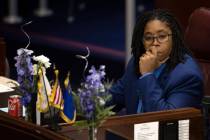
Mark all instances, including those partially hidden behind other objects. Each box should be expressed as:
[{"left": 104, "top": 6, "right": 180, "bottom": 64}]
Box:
[
  {"left": 158, "top": 34, "right": 167, "bottom": 39},
  {"left": 144, "top": 36, "right": 153, "bottom": 41}
]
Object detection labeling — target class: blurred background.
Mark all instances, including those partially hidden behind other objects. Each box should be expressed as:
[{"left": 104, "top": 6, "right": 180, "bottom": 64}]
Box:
[{"left": 0, "top": 0, "right": 209, "bottom": 88}]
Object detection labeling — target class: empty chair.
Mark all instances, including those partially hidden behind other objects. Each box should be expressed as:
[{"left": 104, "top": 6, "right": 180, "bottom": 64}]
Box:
[
  {"left": 185, "top": 7, "right": 210, "bottom": 97},
  {"left": 185, "top": 7, "right": 210, "bottom": 140}
]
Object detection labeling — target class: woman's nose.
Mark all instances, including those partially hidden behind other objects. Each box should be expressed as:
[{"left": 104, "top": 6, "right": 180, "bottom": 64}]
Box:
[{"left": 152, "top": 37, "right": 159, "bottom": 45}]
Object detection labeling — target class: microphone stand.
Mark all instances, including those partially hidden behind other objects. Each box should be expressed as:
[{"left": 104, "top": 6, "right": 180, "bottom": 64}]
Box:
[
  {"left": 4, "top": 0, "right": 22, "bottom": 24},
  {"left": 34, "top": 0, "right": 53, "bottom": 17}
]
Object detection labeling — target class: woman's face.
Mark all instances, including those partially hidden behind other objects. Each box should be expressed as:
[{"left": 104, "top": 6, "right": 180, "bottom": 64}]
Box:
[{"left": 143, "top": 19, "right": 172, "bottom": 62}]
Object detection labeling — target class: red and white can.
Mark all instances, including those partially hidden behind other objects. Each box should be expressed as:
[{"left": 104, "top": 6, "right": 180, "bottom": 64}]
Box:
[{"left": 8, "top": 95, "right": 22, "bottom": 118}]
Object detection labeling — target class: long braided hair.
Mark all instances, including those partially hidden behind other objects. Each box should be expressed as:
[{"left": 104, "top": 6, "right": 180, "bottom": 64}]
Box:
[{"left": 131, "top": 9, "right": 192, "bottom": 76}]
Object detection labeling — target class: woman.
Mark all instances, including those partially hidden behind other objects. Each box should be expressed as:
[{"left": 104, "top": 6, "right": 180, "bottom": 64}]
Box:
[{"left": 108, "top": 9, "right": 204, "bottom": 115}]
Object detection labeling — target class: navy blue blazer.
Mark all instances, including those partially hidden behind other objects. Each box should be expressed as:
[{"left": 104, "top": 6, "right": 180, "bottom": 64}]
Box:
[{"left": 109, "top": 55, "right": 204, "bottom": 115}]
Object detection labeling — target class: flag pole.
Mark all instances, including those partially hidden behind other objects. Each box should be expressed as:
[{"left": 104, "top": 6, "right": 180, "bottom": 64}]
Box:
[{"left": 40, "top": 66, "right": 59, "bottom": 131}]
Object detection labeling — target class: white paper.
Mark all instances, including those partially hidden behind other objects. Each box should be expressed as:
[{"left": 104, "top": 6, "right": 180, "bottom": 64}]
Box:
[
  {"left": 0, "top": 107, "right": 8, "bottom": 112},
  {"left": 0, "top": 106, "right": 25, "bottom": 115},
  {"left": 134, "top": 121, "right": 159, "bottom": 140},
  {"left": 0, "top": 84, "right": 14, "bottom": 93},
  {"left": 0, "top": 76, "right": 19, "bottom": 88},
  {"left": 179, "top": 119, "right": 189, "bottom": 140}
]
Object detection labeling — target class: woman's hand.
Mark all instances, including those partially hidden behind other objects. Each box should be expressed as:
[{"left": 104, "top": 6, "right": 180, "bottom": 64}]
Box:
[{"left": 139, "top": 46, "right": 160, "bottom": 75}]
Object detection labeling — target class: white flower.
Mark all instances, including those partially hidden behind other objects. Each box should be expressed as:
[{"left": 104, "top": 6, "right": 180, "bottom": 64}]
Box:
[
  {"left": 33, "top": 55, "right": 51, "bottom": 68},
  {"left": 17, "top": 48, "right": 33, "bottom": 56},
  {"left": 32, "top": 64, "right": 47, "bottom": 75}
]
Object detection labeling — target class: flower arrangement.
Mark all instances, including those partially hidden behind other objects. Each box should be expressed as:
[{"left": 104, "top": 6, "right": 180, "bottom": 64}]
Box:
[
  {"left": 14, "top": 47, "right": 115, "bottom": 136},
  {"left": 14, "top": 47, "right": 51, "bottom": 121},
  {"left": 73, "top": 65, "right": 115, "bottom": 140},
  {"left": 14, "top": 22, "right": 115, "bottom": 138},
  {"left": 13, "top": 21, "right": 53, "bottom": 122}
]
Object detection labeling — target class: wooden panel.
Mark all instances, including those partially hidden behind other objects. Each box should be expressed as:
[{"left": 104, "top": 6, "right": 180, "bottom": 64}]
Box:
[
  {"left": 0, "top": 106, "right": 203, "bottom": 140},
  {"left": 0, "top": 111, "right": 69, "bottom": 140},
  {"left": 102, "top": 108, "right": 203, "bottom": 140},
  {"left": 59, "top": 108, "right": 204, "bottom": 140},
  {"left": 102, "top": 108, "right": 201, "bottom": 126}
]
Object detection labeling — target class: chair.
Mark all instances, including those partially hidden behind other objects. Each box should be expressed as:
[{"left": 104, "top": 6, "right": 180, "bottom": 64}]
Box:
[
  {"left": 185, "top": 7, "right": 210, "bottom": 97},
  {"left": 155, "top": 0, "right": 210, "bottom": 30},
  {"left": 185, "top": 7, "right": 210, "bottom": 140}
]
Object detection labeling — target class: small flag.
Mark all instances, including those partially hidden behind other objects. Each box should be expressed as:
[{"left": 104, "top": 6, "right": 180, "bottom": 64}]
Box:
[
  {"left": 60, "top": 72, "right": 76, "bottom": 124},
  {"left": 50, "top": 69, "right": 63, "bottom": 109},
  {"left": 36, "top": 67, "right": 51, "bottom": 112}
]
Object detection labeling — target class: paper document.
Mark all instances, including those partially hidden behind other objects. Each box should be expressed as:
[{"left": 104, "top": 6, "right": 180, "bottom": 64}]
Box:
[
  {"left": 134, "top": 121, "right": 159, "bottom": 140},
  {"left": 0, "top": 107, "right": 8, "bottom": 112},
  {"left": 0, "top": 84, "right": 14, "bottom": 93},
  {"left": 179, "top": 119, "right": 189, "bottom": 140},
  {"left": 0, "top": 107, "right": 25, "bottom": 116},
  {"left": 0, "top": 76, "right": 19, "bottom": 88}
]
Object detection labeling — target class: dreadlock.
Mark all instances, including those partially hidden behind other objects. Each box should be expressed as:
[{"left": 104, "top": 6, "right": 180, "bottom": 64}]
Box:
[{"left": 131, "top": 9, "right": 192, "bottom": 76}]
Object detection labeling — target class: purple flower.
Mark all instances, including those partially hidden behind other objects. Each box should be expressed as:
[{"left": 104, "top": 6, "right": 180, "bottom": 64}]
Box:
[
  {"left": 14, "top": 48, "right": 34, "bottom": 107},
  {"left": 22, "top": 93, "right": 32, "bottom": 106},
  {"left": 86, "top": 65, "right": 105, "bottom": 90},
  {"left": 77, "top": 65, "right": 108, "bottom": 120}
]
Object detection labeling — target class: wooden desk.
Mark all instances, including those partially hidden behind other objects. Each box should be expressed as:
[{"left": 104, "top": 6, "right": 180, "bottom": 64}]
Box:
[
  {"left": 0, "top": 107, "right": 204, "bottom": 140},
  {"left": 59, "top": 108, "right": 204, "bottom": 140},
  {"left": 0, "top": 110, "right": 69, "bottom": 140}
]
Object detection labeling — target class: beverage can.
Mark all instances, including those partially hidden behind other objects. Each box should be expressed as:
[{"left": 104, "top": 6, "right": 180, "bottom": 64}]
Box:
[{"left": 8, "top": 95, "right": 22, "bottom": 118}]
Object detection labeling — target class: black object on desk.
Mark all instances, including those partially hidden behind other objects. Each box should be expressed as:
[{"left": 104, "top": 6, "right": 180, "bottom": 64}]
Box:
[{"left": 202, "top": 96, "right": 210, "bottom": 140}]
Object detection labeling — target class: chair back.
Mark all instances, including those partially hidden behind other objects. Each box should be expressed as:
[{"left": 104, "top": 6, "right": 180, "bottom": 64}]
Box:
[{"left": 185, "top": 7, "right": 210, "bottom": 96}]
